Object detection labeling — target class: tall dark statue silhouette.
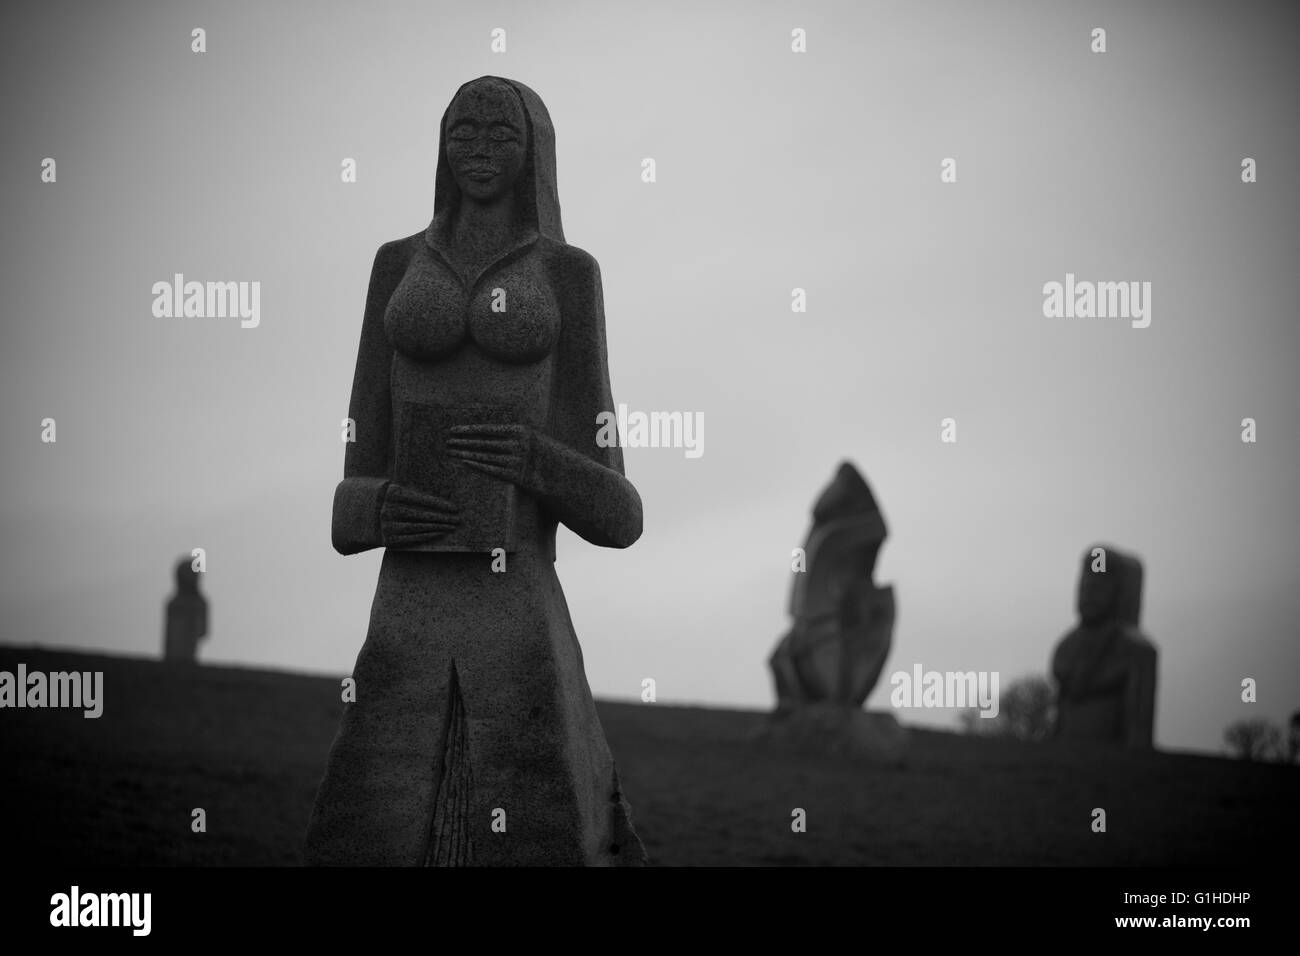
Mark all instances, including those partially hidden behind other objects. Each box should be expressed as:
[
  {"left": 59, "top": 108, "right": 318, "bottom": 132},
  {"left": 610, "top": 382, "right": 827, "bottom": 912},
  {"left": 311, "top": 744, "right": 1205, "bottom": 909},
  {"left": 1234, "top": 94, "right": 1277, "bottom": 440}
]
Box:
[
  {"left": 1051, "top": 545, "right": 1157, "bottom": 748},
  {"left": 163, "top": 558, "right": 207, "bottom": 664},
  {"left": 305, "top": 77, "right": 646, "bottom": 866},
  {"left": 763, "top": 462, "right": 904, "bottom": 762}
]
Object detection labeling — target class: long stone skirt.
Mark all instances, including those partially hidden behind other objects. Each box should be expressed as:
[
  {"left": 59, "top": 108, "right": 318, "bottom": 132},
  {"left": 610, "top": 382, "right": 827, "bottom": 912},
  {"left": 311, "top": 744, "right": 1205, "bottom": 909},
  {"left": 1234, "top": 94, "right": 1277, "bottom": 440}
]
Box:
[{"left": 303, "top": 548, "right": 645, "bottom": 866}]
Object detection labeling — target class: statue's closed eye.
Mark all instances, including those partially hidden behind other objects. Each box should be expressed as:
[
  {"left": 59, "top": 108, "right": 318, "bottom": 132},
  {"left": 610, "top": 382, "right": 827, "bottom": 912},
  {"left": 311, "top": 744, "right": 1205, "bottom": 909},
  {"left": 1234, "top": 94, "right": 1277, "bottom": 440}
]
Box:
[{"left": 448, "top": 122, "right": 519, "bottom": 142}]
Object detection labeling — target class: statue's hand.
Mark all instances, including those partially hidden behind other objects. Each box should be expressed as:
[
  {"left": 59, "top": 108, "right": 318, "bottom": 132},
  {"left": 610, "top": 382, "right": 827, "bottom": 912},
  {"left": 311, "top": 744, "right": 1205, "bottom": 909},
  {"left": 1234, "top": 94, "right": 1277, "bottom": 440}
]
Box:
[
  {"left": 380, "top": 484, "right": 460, "bottom": 547},
  {"left": 446, "top": 423, "right": 534, "bottom": 487}
]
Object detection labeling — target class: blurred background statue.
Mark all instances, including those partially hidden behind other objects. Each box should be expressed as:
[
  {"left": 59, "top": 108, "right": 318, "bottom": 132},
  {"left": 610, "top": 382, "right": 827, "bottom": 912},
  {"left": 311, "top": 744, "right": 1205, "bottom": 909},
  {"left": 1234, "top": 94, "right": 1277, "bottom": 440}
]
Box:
[
  {"left": 771, "top": 461, "right": 895, "bottom": 708},
  {"left": 762, "top": 462, "right": 905, "bottom": 762},
  {"left": 163, "top": 558, "right": 208, "bottom": 664},
  {"left": 1051, "top": 544, "right": 1157, "bottom": 748}
]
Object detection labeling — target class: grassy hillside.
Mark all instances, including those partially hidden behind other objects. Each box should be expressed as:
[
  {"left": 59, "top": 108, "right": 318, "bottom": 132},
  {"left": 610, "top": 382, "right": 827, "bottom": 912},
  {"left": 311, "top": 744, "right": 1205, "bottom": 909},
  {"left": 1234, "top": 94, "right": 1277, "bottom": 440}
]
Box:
[{"left": 0, "top": 646, "right": 1294, "bottom": 866}]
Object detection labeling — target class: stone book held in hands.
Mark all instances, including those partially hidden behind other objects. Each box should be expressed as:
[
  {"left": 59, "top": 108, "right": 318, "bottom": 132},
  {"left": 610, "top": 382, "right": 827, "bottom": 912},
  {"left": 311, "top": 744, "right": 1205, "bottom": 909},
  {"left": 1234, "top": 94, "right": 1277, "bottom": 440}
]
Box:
[{"left": 393, "top": 401, "right": 519, "bottom": 553}]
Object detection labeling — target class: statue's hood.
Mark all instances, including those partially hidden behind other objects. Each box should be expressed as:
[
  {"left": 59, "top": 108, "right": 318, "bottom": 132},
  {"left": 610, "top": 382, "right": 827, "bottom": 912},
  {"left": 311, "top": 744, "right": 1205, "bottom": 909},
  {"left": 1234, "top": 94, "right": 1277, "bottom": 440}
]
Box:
[
  {"left": 1080, "top": 544, "right": 1144, "bottom": 626},
  {"left": 812, "top": 461, "right": 881, "bottom": 525},
  {"left": 426, "top": 75, "right": 565, "bottom": 251}
]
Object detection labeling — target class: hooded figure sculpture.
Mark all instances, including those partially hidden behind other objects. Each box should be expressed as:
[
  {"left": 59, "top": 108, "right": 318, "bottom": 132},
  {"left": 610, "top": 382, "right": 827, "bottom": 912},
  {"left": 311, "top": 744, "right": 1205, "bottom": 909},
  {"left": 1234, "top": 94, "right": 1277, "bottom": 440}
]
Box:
[
  {"left": 163, "top": 558, "right": 208, "bottom": 664},
  {"left": 304, "top": 77, "right": 647, "bottom": 866},
  {"left": 1051, "top": 545, "right": 1157, "bottom": 749},
  {"left": 770, "top": 462, "right": 895, "bottom": 709}
]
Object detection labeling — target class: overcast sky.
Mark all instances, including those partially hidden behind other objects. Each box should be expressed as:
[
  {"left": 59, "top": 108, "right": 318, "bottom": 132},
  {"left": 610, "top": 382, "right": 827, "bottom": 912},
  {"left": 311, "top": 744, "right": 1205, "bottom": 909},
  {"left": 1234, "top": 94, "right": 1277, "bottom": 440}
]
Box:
[{"left": 2, "top": 0, "right": 1297, "bottom": 754}]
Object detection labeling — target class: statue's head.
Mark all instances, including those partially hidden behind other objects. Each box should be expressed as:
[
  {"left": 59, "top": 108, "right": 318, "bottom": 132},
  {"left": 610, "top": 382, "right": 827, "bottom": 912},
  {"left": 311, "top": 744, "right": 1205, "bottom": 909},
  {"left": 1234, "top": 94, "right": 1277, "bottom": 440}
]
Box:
[
  {"left": 1076, "top": 544, "right": 1143, "bottom": 627},
  {"left": 790, "top": 462, "right": 888, "bottom": 618},
  {"left": 812, "top": 461, "right": 880, "bottom": 526},
  {"left": 431, "top": 76, "right": 566, "bottom": 243},
  {"left": 1077, "top": 563, "right": 1119, "bottom": 626},
  {"left": 174, "top": 558, "right": 201, "bottom": 595},
  {"left": 443, "top": 77, "right": 529, "bottom": 205}
]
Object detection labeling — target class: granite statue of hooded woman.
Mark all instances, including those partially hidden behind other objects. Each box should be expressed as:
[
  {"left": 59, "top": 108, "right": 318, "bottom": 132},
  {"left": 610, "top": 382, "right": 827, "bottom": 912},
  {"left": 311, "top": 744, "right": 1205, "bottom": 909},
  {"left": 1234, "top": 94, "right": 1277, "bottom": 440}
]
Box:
[{"left": 304, "top": 76, "right": 647, "bottom": 866}]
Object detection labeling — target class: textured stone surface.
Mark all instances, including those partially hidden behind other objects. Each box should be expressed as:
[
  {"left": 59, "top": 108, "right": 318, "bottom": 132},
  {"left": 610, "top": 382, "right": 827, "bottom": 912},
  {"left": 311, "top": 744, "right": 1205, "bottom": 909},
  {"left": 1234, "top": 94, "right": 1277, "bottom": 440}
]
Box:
[
  {"left": 305, "top": 76, "right": 647, "bottom": 866},
  {"left": 162, "top": 558, "right": 207, "bottom": 664},
  {"left": 762, "top": 463, "right": 903, "bottom": 762},
  {"left": 1051, "top": 545, "right": 1158, "bottom": 749}
]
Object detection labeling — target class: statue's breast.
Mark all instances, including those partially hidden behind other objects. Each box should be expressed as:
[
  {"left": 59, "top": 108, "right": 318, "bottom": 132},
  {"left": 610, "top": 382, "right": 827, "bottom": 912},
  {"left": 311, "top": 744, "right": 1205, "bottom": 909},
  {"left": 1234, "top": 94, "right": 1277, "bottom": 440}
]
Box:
[{"left": 384, "top": 244, "right": 560, "bottom": 365}]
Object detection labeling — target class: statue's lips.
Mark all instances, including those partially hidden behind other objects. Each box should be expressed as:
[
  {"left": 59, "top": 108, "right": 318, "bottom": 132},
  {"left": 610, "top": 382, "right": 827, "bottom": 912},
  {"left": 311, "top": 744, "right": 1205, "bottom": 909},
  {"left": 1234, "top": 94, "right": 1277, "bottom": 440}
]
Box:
[{"left": 464, "top": 168, "right": 499, "bottom": 182}]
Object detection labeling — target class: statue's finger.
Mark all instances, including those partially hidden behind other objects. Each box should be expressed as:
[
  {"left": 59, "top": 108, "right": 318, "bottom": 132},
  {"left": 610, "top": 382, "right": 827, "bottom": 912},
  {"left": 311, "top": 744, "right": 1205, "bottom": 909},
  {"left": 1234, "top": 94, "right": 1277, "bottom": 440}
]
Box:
[
  {"left": 449, "top": 424, "right": 520, "bottom": 438},
  {"left": 382, "top": 504, "right": 460, "bottom": 522},
  {"left": 447, "top": 450, "right": 521, "bottom": 468},
  {"left": 383, "top": 519, "right": 460, "bottom": 534},
  {"left": 459, "top": 460, "right": 516, "bottom": 482},
  {"left": 445, "top": 437, "right": 517, "bottom": 453},
  {"left": 385, "top": 489, "right": 459, "bottom": 512}
]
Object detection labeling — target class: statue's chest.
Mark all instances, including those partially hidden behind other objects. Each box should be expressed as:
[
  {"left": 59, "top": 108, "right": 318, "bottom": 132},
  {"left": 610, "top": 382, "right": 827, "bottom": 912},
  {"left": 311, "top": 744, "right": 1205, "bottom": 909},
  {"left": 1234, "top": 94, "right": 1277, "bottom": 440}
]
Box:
[{"left": 384, "top": 245, "right": 560, "bottom": 366}]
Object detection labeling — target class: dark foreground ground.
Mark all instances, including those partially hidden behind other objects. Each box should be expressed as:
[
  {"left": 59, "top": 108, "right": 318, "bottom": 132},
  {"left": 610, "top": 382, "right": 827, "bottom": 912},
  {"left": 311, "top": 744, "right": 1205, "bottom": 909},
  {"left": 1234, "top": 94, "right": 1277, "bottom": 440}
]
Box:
[{"left": 1, "top": 646, "right": 1295, "bottom": 866}]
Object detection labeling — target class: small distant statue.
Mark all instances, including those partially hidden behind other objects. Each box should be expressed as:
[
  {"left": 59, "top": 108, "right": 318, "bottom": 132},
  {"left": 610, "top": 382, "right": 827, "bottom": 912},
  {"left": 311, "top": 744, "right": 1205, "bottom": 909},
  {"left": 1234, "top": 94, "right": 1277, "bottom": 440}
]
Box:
[
  {"left": 163, "top": 558, "right": 207, "bottom": 664},
  {"left": 761, "top": 462, "right": 904, "bottom": 762},
  {"left": 1051, "top": 545, "right": 1157, "bottom": 748}
]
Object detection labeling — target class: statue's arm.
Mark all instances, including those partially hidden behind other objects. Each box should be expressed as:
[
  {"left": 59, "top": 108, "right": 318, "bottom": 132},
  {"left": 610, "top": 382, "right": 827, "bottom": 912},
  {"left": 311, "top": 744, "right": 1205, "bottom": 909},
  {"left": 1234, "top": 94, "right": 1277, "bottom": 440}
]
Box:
[
  {"left": 331, "top": 240, "right": 408, "bottom": 555},
  {"left": 538, "top": 253, "right": 641, "bottom": 549},
  {"left": 1048, "top": 637, "right": 1071, "bottom": 738},
  {"left": 1123, "top": 635, "right": 1158, "bottom": 749},
  {"left": 522, "top": 431, "right": 643, "bottom": 549},
  {"left": 1049, "top": 636, "right": 1071, "bottom": 695}
]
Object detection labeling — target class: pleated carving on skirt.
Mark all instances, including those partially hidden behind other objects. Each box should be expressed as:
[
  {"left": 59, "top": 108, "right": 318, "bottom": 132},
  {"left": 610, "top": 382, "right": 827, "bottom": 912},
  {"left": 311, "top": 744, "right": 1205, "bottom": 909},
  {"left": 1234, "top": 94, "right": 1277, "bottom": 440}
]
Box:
[{"left": 425, "top": 667, "right": 474, "bottom": 866}]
